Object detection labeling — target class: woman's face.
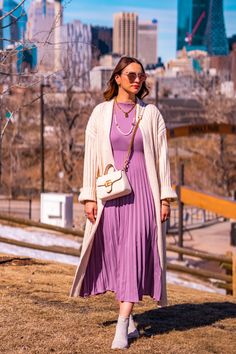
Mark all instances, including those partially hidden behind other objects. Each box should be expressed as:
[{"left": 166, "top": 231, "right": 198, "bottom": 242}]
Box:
[{"left": 115, "top": 63, "right": 146, "bottom": 96}]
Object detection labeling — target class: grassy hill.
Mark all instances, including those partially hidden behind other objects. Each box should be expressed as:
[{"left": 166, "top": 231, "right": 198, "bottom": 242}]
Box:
[{"left": 0, "top": 255, "right": 236, "bottom": 354}]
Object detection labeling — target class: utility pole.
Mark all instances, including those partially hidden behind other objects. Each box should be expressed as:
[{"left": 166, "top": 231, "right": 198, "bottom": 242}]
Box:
[
  {"left": 0, "top": 95, "right": 2, "bottom": 187},
  {"left": 40, "top": 80, "right": 50, "bottom": 193},
  {"left": 40, "top": 83, "right": 45, "bottom": 193},
  {"left": 177, "top": 163, "right": 185, "bottom": 261}
]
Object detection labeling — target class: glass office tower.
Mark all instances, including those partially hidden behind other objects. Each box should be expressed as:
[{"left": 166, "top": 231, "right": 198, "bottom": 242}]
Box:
[
  {"left": 204, "top": 0, "right": 228, "bottom": 55},
  {"left": 177, "top": 0, "right": 209, "bottom": 52},
  {"left": 177, "top": 0, "right": 228, "bottom": 56},
  {"left": 16, "top": 44, "right": 37, "bottom": 73},
  {"left": 0, "top": 0, "right": 27, "bottom": 50}
]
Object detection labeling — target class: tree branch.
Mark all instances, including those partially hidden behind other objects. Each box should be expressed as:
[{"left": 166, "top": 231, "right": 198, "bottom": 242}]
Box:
[{"left": 0, "top": 0, "right": 26, "bottom": 21}]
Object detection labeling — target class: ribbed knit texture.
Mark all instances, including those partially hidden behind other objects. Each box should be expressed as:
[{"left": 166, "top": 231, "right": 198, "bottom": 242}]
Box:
[{"left": 80, "top": 104, "right": 162, "bottom": 302}]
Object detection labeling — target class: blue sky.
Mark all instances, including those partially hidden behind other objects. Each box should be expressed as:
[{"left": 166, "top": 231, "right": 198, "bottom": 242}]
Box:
[{"left": 26, "top": 0, "right": 236, "bottom": 63}]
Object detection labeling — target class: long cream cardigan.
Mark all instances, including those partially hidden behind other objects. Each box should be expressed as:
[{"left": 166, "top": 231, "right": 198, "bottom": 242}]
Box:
[{"left": 70, "top": 98, "right": 177, "bottom": 306}]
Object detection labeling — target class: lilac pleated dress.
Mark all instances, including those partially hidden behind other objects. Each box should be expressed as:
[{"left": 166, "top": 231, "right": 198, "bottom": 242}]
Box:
[{"left": 80, "top": 103, "right": 162, "bottom": 303}]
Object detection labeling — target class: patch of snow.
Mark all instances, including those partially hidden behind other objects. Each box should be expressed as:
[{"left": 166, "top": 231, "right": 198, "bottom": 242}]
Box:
[
  {"left": 0, "top": 224, "right": 226, "bottom": 295},
  {"left": 0, "top": 224, "right": 81, "bottom": 249},
  {"left": 0, "top": 243, "right": 80, "bottom": 266},
  {"left": 167, "top": 272, "right": 225, "bottom": 295}
]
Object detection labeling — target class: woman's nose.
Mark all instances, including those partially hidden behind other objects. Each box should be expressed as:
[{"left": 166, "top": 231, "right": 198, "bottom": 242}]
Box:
[{"left": 134, "top": 75, "right": 141, "bottom": 83}]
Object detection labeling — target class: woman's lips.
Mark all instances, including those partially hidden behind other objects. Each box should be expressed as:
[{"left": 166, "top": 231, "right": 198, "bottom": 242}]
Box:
[{"left": 132, "top": 85, "right": 140, "bottom": 89}]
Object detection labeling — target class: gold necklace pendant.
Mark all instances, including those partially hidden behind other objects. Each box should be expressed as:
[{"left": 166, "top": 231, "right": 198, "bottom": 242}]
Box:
[{"left": 115, "top": 98, "right": 136, "bottom": 118}]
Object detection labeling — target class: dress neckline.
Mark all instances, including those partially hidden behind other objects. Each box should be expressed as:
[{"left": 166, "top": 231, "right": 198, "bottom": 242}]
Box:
[{"left": 116, "top": 102, "right": 135, "bottom": 105}]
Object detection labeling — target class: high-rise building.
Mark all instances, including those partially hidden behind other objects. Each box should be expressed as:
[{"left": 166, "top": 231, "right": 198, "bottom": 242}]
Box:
[
  {"left": 26, "top": 0, "right": 60, "bottom": 71},
  {"left": 0, "top": 0, "right": 27, "bottom": 50},
  {"left": 91, "top": 26, "right": 113, "bottom": 66},
  {"left": 177, "top": 0, "right": 228, "bottom": 56},
  {"left": 204, "top": 0, "right": 228, "bottom": 56},
  {"left": 113, "top": 12, "right": 138, "bottom": 57},
  {"left": 177, "top": 0, "right": 209, "bottom": 53},
  {"left": 60, "top": 20, "right": 92, "bottom": 90},
  {"left": 138, "top": 19, "right": 158, "bottom": 67},
  {"left": 54, "top": 0, "right": 63, "bottom": 71},
  {"left": 207, "top": 34, "right": 236, "bottom": 90},
  {"left": 228, "top": 34, "right": 236, "bottom": 51},
  {"left": 26, "top": 0, "right": 91, "bottom": 87},
  {"left": 16, "top": 43, "right": 37, "bottom": 73}
]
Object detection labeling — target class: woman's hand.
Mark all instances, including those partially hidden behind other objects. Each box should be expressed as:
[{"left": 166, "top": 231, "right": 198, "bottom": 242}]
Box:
[
  {"left": 84, "top": 201, "right": 97, "bottom": 224},
  {"left": 161, "top": 202, "right": 170, "bottom": 223}
]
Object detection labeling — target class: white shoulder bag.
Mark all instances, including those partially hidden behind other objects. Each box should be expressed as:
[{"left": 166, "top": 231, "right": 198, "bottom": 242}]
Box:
[{"left": 96, "top": 106, "right": 145, "bottom": 202}]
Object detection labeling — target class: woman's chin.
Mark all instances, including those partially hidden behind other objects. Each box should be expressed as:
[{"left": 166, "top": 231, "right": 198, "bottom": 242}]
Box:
[{"left": 130, "top": 87, "right": 141, "bottom": 94}]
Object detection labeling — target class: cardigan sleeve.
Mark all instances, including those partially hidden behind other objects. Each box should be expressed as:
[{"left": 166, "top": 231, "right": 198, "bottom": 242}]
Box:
[
  {"left": 78, "top": 106, "right": 99, "bottom": 204},
  {"left": 157, "top": 112, "right": 177, "bottom": 201}
]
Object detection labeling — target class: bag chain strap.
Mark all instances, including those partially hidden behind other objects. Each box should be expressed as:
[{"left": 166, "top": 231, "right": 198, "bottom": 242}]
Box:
[{"left": 123, "top": 106, "right": 145, "bottom": 171}]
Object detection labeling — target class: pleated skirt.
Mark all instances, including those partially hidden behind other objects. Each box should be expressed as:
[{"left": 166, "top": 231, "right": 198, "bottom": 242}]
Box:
[{"left": 80, "top": 107, "right": 162, "bottom": 303}]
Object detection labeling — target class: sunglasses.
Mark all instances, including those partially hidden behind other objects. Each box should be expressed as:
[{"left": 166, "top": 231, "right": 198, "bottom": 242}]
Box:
[{"left": 121, "top": 72, "right": 147, "bottom": 82}]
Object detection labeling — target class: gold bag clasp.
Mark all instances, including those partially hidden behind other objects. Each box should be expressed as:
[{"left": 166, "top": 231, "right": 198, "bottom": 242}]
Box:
[
  {"left": 104, "top": 180, "right": 112, "bottom": 187},
  {"left": 104, "top": 179, "right": 113, "bottom": 193}
]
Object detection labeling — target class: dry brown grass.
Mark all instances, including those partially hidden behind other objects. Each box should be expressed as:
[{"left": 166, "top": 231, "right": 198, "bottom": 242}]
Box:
[{"left": 0, "top": 256, "right": 236, "bottom": 354}]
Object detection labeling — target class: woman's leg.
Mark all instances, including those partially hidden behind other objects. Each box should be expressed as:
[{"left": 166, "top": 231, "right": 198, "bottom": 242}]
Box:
[
  {"left": 119, "top": 301, "right": 134, "bottom": 317},
  {"left": 111, "top": 302, "right": 137, "bottom": 349},
  {"left": 120, "top": 301, "right": 139, "bottom": 339}
]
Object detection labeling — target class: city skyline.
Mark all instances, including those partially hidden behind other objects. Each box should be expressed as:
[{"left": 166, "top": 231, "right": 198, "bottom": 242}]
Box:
[{"left": 23, "top": 0, "right": 236, "bottom": 63}]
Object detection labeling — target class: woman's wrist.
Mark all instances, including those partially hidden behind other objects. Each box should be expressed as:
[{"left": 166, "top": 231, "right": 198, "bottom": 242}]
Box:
[
  {"left": 161, "top": 198, "right": 173, "bottom": 203},
  {"left": 161, "top": 199, "right": 170, "bottom": 207},
  {"left": 162, "top": 204, "right": 170, "bottom": 208}
]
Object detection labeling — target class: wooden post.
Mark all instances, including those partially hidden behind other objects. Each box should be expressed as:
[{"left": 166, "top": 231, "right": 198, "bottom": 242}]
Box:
[
  {"left": 233, "top": 252, "right": 236, "bottom": 298},
  {"left": 225, "top": 251, "right": 233, "bottom": 295},
  {"left": 177, "top": 163, "right": 184, "bottom": 261},
  {"left": 29, "top": 198, "right": 32, "bottom": 220},
  {"left": 230, "top": 191, "right": 236, "bottom": 246}
]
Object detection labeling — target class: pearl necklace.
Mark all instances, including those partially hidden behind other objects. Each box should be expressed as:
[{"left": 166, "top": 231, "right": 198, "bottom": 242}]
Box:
[{"left": 114, "top": 109, "right": 136, "bottom": 136}]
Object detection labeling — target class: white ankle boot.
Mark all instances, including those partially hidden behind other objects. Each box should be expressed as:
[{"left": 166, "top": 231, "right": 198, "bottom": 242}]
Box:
[
  {"left": 111, "top": 315, "right": 129, "bottom": 349},
  {"left": 128, "top": 314, "right": 139, "bottom": 339}
]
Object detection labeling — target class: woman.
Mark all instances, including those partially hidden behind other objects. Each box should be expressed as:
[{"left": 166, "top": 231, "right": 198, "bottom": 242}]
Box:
[{"left": 70, "top": 56, "right": 177, "bottom": 349}]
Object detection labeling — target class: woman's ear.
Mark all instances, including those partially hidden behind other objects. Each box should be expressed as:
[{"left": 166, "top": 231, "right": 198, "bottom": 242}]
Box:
[{"left": 115, "top": 74, "right": 121, "bottom": 86}]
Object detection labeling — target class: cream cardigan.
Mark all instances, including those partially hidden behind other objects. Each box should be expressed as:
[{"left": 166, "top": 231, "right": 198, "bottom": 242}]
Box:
[{"left": 70, "top": 98, "right": 177, "bottom": 306}]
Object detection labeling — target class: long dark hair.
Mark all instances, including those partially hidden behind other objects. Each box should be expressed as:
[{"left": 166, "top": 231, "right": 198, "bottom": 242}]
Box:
[{"left": 103, "top": 56, "right": 149, "bottom": 101}]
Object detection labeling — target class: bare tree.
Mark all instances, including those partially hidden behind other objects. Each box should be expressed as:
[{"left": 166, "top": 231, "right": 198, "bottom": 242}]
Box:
[
  {"left": 0, "top": 0, "right": 97, "bottom": 196},
  {"left": 47, "top": 78, "right": 100, "bottom": 192},
  {"left": 168, "top": 72, "right": 236, "bottom": 197},
  {"left": 194, "top": 72, "right": 236, "bottom": 124}
]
